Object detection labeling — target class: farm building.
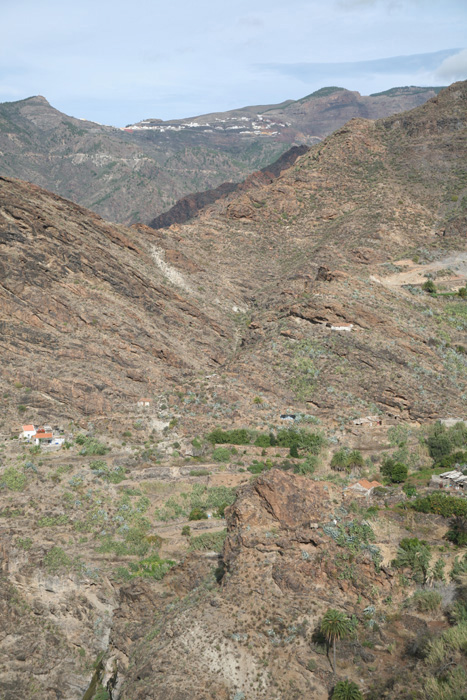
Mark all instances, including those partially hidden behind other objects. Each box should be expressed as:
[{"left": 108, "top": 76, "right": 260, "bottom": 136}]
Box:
[
  {"left": 431, "top": 470, "right": 467, "bottom": 490},
  {"left": 348, "top": 479, "right": 383, "bottom": 495}
]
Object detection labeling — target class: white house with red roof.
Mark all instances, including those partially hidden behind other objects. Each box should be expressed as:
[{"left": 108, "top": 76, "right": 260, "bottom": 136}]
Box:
[
  {"left": 32, "top": 428, "right": 53, "bottom": 445},
  {"left": 137, "top": 398, "right": 151, "bottom": 407},
  {"left": 22, "top": 424, "right": 36, "bottom": 440}
]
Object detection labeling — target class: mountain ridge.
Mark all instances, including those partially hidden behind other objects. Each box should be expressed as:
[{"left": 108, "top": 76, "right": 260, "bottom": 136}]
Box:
[{"left": 0, "top": 85, "right": 443, "bottom": 226}]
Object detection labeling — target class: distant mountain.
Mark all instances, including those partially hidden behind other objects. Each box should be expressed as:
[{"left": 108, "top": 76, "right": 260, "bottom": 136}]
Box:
[{"left": 0, "top": 86, "right": 442, "bottom": 225}]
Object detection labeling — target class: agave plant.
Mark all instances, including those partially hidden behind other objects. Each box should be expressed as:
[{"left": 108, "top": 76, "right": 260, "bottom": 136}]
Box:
[{"left": 331, "top": 679, "right": 363, "bottom": 700}]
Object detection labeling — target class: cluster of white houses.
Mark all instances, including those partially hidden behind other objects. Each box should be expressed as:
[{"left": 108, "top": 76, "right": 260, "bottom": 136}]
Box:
[{"left": 21, "top": 425, "right": 65, "bottom": 447}]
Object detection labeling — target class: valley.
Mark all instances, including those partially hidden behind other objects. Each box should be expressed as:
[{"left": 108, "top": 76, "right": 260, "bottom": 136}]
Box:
[{"left": 0, "top": 81, "right": 467, "bottom": 700}]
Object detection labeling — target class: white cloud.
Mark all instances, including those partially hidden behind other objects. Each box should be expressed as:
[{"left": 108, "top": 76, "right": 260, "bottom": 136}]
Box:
[{"left": 436, "top": 48, "right": 467, "bottom": 80}]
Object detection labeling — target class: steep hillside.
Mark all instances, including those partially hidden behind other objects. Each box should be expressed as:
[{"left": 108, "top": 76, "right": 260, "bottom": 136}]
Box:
[
  {"left": 0, "top": 87, "right": 440, "bottom": 225},
  {"left": 0, "top": 176, "right": 239, "bottom": 428},
  {"left": 141, "top": 81, "right": 467, "bottom": 426},
  {"left": 149, "top": 145, "right": 309, "bottom": 229},
  {"left": 0, "top": 82, "right": 467, "bottom": 700},
  {"left": 1, "top": 83, "right": 466, "bottom": 435}
]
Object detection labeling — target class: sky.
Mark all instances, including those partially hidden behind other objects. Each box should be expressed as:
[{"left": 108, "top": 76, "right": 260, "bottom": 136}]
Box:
[{"left": 0, "top": 0, "right": 466, "bottom": 126}]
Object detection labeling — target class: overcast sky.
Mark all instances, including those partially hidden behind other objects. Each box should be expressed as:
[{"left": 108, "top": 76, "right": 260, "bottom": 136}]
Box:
[{"left": 0, "top": 0, "right": 466, "bottom": 126}]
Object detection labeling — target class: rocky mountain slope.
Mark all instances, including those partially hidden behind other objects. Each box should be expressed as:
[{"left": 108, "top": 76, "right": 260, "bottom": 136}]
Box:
[
  {"left": 0, "top": 82, "right": 467, "bottom": 700},
  {"left": 0, "top": 87, "right": 441, "bottom": 225},
  {"left": 147, "top": 80, "right": 467, "bottom": 426},
  {"left": 0, "top": 175, "right": 240, "bottom": 426},
  {"left": 1, "top": 82, "right": 466, "bottom": 436}
]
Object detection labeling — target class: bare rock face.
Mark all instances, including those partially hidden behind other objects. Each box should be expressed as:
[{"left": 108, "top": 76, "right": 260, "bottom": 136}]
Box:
[
  {"left": 225, "top": 469, "right": 331, "bottom": 530},
  {"left": 115, "top": 472, "right": 393, "bottom": 700},
  {"left": 0, "top": 175, "right": 238, "bottom": 423}
]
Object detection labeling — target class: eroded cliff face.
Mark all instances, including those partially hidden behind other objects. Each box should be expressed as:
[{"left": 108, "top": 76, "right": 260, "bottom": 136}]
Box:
[
  {"left": 0, "top": 534, "right": 117, "bottom": 699},
  {"left": 111, "top": 471, "right": 395, "bottom": 700}
]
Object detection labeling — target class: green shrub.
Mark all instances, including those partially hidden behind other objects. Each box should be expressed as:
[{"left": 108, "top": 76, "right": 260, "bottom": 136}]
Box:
[
  {"left": 422, "top": 279, "right": 436, "bottom": 294},
  {"left": 426, "top": 421, "right": 467, "bottom": 462},
  {"left": 392, "top": 538, "right": 431, "bottom": 584},
  {"left": 294, "top": 455, "right": 318, "bottom": 475},
  {"left": 407, "top": 590, "right": 442, "bottom": 612},
  {"left": 115, "top": 554, "right": 175, "bottom": 581},
  {"left": 189, "top": 507, "right": 207, "bottom": 521},
  {"left": 424, "top": 666, "right": 467, "bottom": 700},
  {"left": 254, "top": 433, "right": 271, "bottom": 448},
  {"left": 435, "top": 451, "right": 467, "bottom": 469},
  {"left": 447, "top": 516, "right": 467, "bottom": 546},
  {"left": 189, "top": 469, "right": 211, "bottom": 476},
  {"left": 275, "top": 428, "right": 325, "bottom": 454},
  {"left": 181, "top": 525, "right": 191, "bottom": 537},
  {"left": 76, "top": 435, "right": 109, "bottom": 456},
  {"left": 389, "top": 462, "right": 408, "bottom": 483},
  {"left": 247, "top": 460, "right": 272, "bottom": 474},
  {"left": 89, "top": 460, "right": 125, "bottom": 483},
  {"left": 206, "top": 428, "right": 251, "bottom": 445},
  {"left": 449, "top": 601, "right": 467, "bottom": 624},
  {"left": 381, "top": 458, "right": 408, "bottom": 482},
  {"left": 331, "top": 680, "right": 363, "bottom": 700},
  {"left": 215, "top": 502, "right": 230, "bottom": 518},
  {"left": 189, "top": 530, "right": 227, "bottom": 551},
  {"left": 289, "top": 444, "right": 299, "bottom": 458},
  {"left": 432, "top": 559, "right": 446, "bottom": 582},
  {"left": 331, "top": 449, "right": 364, "bottom": 472},
  {"left": 403, "top": 484, "right": 417, "bottom": 498},
  {"left": 1, "top": 466, "right": 27, "bottom": 491},
  {"left": 331, "top": 449, "right": 349, "bottom": 472},
  {"left": 451, "top": 553, "right": 467, "bottom": 578},
  {"left": 411, "top": 493, "right": 467, "bottom": 518},
  {"left": 212, "top": 447, "right": 231, "bottom": 462}
]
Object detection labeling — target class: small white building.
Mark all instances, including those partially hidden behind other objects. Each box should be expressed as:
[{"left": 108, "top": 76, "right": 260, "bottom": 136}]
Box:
[
  {"left": 329, "top": 324, "right": 354, "bottom": 332},
  {"left": 137, "top": 398, "right": 151, "bottom": 408},
  {"left": 22, "top": 424, "right": 36, "bottom": 440}
]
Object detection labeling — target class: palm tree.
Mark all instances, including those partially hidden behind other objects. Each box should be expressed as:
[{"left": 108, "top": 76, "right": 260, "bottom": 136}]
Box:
[
  {"left": 320, "top": 608, "right": 352, "bottom": 673},
  {"left": 331, "top": 679, "right": 363, "bottom": 700}
]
